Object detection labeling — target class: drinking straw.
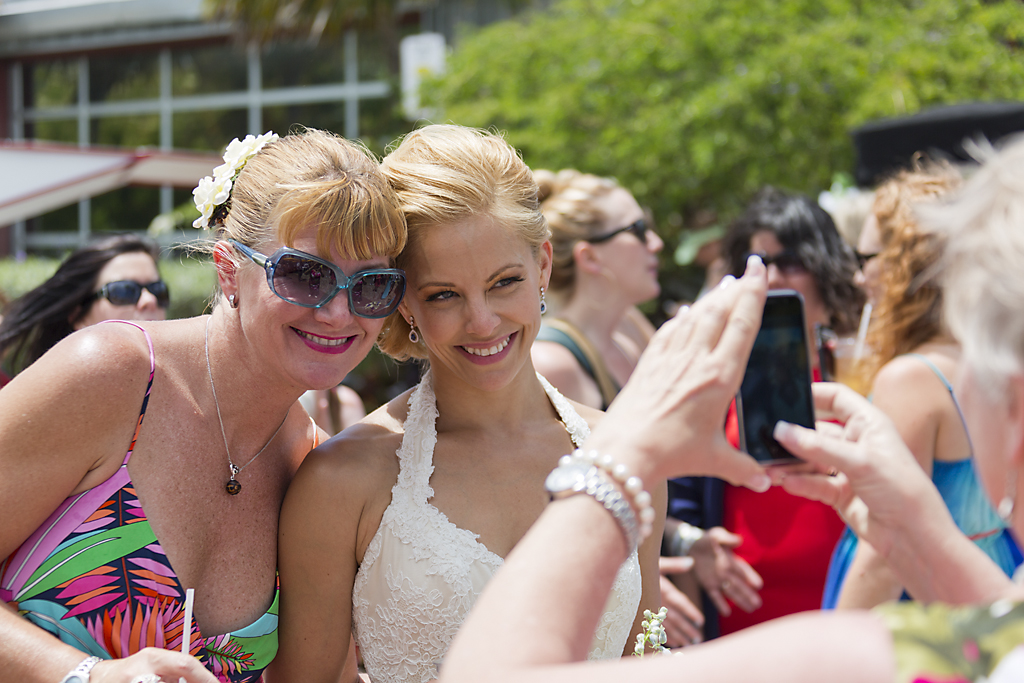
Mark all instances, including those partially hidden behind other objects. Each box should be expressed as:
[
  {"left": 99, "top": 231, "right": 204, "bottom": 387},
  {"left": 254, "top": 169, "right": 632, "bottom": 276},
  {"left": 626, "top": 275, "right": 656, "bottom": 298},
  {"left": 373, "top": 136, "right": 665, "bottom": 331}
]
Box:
[
  {"left": 182, "top": 588, "right": 194, "bottom": 655},
  {"left": 853, "top": 301, "right": 872, "bottom": 360}
]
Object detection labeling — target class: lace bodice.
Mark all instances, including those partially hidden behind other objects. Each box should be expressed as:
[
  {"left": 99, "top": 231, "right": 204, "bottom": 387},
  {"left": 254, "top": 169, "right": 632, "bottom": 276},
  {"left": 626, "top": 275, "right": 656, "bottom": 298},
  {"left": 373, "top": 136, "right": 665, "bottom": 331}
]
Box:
[{"left": 352, "top": 371, "right": 642, "bottom": 683}]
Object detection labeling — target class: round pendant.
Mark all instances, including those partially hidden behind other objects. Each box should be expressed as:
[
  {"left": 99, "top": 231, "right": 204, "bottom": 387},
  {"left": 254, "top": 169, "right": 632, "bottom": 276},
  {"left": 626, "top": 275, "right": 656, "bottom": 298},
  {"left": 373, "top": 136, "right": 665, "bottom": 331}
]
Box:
[{"left": 226, "top": 478, "right": 242, "bottom": 495}]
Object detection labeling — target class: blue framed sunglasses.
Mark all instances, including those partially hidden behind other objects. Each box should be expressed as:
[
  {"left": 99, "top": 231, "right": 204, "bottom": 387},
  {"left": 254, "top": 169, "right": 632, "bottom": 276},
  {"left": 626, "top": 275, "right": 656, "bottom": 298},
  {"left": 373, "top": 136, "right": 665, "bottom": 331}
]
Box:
[{"left": 230, "top": 240, "right": 406, "bottom": 318}]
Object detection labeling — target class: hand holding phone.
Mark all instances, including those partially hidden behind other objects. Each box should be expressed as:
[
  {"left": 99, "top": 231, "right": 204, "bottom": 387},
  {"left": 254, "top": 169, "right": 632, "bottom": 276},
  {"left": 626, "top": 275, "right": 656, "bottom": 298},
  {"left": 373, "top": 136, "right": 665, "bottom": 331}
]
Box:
[{"left": 736, "top": 291, "right": 816, "bottom": 464}]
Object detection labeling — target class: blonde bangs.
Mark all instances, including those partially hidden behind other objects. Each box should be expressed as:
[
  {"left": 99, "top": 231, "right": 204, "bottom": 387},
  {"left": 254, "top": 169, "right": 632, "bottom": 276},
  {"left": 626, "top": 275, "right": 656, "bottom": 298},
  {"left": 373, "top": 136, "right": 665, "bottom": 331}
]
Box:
[{"left": 273, "top": 175, "right": 407, "bottom": 262}]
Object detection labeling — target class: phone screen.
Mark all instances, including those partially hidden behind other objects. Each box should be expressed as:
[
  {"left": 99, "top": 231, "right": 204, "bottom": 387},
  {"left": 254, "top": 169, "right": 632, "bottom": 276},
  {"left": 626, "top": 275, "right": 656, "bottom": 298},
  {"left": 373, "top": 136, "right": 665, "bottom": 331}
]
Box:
[{"left": 736, "top": 291, "right": 815, "bottom": 464}]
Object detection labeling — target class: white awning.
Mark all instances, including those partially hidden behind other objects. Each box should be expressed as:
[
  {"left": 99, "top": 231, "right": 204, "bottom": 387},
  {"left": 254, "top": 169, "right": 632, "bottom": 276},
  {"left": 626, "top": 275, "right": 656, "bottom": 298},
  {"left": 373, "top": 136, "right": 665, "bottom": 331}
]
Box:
[{"left": 0, "top": 141, "right": 221, "bottom": 226}]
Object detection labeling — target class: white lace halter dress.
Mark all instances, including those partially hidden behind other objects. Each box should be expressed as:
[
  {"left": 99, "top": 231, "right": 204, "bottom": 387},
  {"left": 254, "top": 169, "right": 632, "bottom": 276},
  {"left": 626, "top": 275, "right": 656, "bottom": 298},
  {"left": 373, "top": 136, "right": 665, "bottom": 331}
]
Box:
[{"left": 352, "top": 371, "right": 642, "bottom": 683}]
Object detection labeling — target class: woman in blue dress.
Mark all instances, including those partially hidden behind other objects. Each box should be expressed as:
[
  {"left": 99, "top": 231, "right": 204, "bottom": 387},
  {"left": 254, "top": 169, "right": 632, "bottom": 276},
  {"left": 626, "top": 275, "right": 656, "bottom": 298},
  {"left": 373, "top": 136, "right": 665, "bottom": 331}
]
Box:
[{"left": 822, "top": 162, "right": 1022, "bottom": 609}]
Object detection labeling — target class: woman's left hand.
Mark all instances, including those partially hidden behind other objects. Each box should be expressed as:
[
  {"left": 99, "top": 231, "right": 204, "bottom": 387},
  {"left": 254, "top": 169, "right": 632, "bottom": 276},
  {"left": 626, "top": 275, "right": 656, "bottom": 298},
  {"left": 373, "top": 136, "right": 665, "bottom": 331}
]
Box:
[
  {"left": 690, "top": 527, "right": 763, "bottom": 616},
  {"left": 771, "top": 382, "right": 942, "bottom": 561},
  {"left": 774, "top": 382, "right": 1015, "bottom": 604}
]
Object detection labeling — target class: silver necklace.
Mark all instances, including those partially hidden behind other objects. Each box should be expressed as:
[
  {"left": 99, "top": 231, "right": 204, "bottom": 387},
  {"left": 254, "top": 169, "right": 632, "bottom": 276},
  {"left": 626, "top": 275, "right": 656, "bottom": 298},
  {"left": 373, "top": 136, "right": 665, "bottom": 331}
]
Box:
[{"left": 205, "top": 318, "right": 288, "bottom": 495}]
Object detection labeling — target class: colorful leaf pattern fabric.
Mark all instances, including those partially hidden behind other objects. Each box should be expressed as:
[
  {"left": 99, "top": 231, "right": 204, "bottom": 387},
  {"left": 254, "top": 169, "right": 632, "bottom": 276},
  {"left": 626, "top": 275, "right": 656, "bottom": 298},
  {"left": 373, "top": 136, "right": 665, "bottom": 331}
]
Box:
[
  {"left": 1, "top": 479, "right": 279, "bottom": 681},
  {"left": 0, "top": 322, "right": 278, "bottom": 682},
  {"left": 878, "top": 599, "right": 1024, "bottom": 683}
]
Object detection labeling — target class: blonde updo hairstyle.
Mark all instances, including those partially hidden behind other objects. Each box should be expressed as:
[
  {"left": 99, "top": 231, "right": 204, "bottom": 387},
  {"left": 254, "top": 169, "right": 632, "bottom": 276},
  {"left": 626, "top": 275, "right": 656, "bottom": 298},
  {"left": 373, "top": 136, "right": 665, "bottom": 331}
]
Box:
[
  {"left": 378, "top": 125, "right": 549, "bottom": 361},
  {"left": 534, "top": 169, "right": 621, "bottom": 301},
  {"left": 209, "top": 128, "right": 406, "bottom": 276},
  {"left": 923, "top": 136, "right": 1024, "bottom": 399}
]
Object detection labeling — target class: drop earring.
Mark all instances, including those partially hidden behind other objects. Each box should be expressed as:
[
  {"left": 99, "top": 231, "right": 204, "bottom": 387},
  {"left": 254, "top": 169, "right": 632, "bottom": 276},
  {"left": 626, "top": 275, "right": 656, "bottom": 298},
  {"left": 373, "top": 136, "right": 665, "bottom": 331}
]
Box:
[
  {"left": 408, "top": 316, "right": 420, "bottom": 344},
  {"left": 539, "top": 287, "right": 548, "bottom": 315},
  {"left": 998, "top": 469, "right": 1017, "bottom": 523}
]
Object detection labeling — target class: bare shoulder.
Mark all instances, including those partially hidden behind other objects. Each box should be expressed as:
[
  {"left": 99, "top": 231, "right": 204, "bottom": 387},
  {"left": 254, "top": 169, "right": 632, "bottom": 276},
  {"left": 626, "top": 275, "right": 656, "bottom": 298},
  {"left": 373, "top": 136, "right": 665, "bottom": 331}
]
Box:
[
  {"left": 289, "top": 390, "right": 412, "bottom": 502},
  {"left": 532, "top": 339, "right": 584, "bottom": 377},
  {"left": 0, "top": 322, "right": 157, "bottom": 558},
  {"left": 0, "top": 321, "right": 154, "bottom": 454},
  {"left": 569, "top": 399, "right": 605, "bottom": 431},
  {"left": 21, "top": 320, "right": 152, "bottom": 393},
  {"left": 532, "top": 342, "right": 601, "bottom": 408},
  {"left": 870, "top": 355, "right": 949, "bottom": 469},
  {"left": 871, "top": 355, "right": 948, "bottom": 409}
]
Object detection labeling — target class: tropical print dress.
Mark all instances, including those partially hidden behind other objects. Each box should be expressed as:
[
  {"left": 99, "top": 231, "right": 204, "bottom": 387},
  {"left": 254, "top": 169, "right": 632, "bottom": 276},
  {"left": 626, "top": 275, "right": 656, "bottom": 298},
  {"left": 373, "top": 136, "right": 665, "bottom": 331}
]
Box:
[
  {"left": 877, "top": 599, "right": 1024, "bottom": 683},
  {"left": 0, "top": 322, "right": 279, "bottom": 682}
]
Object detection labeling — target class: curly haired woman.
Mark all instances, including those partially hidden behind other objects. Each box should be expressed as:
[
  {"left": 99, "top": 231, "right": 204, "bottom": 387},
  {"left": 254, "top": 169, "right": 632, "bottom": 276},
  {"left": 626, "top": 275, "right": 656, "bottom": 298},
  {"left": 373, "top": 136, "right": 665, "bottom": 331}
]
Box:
[{"left": 823, "top": 162, "right": 1022, "bottom": 609}]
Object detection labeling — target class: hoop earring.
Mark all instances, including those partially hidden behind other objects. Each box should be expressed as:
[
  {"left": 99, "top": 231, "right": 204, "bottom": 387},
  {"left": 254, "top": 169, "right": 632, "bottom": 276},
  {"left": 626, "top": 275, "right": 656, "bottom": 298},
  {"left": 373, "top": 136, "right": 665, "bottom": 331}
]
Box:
[
  {"left": 998, "top": 469, "right": 1017, "bottom": 523},
  {"left": 229, "top": 294, "right": 238, "bottom": 309},
  {"left": 539, "top": 287, "right": 548, "bottom": 315},
  {"left": 408, "top": 316, "right": 420, "bottom": 344}
]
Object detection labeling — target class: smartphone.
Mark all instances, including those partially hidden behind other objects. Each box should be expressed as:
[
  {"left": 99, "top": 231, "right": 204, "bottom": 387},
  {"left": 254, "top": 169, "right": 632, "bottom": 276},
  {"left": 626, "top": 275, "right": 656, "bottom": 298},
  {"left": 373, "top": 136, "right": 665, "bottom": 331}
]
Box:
[{"left": 736, "top": 290, "right": 816, "bottom": 464}]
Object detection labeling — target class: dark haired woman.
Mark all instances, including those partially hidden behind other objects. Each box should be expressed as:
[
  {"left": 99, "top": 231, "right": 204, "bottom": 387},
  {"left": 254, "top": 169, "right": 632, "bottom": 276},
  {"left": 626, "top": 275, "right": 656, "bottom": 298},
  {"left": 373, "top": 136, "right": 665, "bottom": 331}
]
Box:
[
  {"left": 0, "top": 234, "right": 167, "bottom": 376},
  {"left": 721, "top": 186, "right": 864, "bottom": 341},
  {"left": 673, "top": 187, "right": 863, "bottom": 638}
]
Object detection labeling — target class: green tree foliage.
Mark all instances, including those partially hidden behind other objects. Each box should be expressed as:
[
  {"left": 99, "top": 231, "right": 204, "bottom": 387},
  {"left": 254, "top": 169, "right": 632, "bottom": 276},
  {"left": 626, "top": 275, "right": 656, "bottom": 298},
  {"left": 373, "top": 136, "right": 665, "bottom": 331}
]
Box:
[
  {"left": 206, "top": 0, "right": 405, "bottom": 71},
  {"left": 430, "top": 0, "right": 1024, "bottom": 233}
]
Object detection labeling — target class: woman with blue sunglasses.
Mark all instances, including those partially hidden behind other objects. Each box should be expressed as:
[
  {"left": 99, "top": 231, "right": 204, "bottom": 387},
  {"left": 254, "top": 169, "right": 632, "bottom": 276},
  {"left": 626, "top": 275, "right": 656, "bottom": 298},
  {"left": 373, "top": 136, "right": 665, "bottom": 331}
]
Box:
[
  {"left": 272, "top": 125, "right": 665, "bottom": 683},
  {"left": 0, "top": 128, "right": 406, "bottom": 683}
]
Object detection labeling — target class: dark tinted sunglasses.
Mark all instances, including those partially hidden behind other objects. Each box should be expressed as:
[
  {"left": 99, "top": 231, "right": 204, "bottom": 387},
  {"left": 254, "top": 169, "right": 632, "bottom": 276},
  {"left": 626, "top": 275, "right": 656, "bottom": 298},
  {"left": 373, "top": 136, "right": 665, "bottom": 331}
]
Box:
[
  {"left": 855, "top": 251, "right": 880, "bottom": 269},
  {"left": 746, "top": 250, "right": 806, "bottom": 275},
  {"left": 230, "top": 240, "right": 406, "bottom": 318},
  {"left": 589, "top": 218, "right": 649, "bottom": 244},
  {"left": 93, "top": 280, "right": 170, "bottom": 308}
]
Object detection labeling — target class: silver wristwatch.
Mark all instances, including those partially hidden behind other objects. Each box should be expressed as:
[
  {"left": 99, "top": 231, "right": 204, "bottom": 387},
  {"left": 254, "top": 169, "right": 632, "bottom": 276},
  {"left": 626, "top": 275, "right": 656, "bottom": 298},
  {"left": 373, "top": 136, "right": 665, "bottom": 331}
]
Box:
[
  {"left": 59, "top": 656, "right": 101, "bottom": 683},
  {"left": 668, "top": 521, "right": 706, "bottom": 557},
  {"left": 545, "top": 461, "right": 639, "bottom": 549}
]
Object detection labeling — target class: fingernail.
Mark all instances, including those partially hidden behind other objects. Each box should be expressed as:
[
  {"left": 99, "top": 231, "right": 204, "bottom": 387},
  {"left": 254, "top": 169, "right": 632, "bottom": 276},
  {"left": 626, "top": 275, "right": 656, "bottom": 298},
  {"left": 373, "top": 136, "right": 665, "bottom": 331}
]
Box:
[
  {"left": 719, "top": 274, "right": 736, "bottom": 289},
  {"left": 746, "top": 253, "right": 764, "bottom": 272},
  {"left": 746, "top": 473, "right": 771, "bottom": 493},
  {"left": 773, "top": 421, "right": 794, "bottom": 441}
]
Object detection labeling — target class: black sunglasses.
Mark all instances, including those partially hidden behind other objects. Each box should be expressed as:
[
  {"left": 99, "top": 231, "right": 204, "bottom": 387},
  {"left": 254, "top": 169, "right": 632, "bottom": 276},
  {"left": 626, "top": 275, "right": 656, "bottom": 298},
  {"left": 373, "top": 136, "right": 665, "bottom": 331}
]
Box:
[
  {"left": 588, "top": 218, "right": 649, "bottom": 244},
  {"left": 92, "top": 280, "right": 170, "bottom": 308},
  {"left": 745, "top": 250, "right": 807, "bottom": 275},
  {"left": 230, "top": 240, "right": 406, "bottom": 318},
  {"left": 855, "top": 251, "right": 880, "bottom": 269}
]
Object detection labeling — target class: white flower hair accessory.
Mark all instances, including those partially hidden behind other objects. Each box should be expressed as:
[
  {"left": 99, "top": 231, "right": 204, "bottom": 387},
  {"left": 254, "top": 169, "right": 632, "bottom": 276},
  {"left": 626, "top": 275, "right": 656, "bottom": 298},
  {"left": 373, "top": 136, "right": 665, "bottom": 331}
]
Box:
[{"left": 192, "top": 131, "right": 279, "bottom": 230}]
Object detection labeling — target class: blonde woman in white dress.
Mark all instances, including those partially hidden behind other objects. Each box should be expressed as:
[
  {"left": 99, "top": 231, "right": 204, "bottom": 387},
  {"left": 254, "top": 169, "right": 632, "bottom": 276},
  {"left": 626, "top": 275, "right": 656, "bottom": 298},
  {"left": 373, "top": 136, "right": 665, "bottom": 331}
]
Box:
[{"left": 270, "top": 126, "right": 665, "bottom": 683}]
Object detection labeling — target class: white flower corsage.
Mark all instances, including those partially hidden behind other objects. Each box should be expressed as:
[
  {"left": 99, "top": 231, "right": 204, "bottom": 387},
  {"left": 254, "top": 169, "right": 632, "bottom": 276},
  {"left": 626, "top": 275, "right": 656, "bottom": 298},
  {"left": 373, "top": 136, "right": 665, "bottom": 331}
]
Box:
[
  {"left": 633, "top": 607, "right": 671, "bottom": 657},
  {"left": 192, "top": 131, "right": 279, "bottom": 229}
]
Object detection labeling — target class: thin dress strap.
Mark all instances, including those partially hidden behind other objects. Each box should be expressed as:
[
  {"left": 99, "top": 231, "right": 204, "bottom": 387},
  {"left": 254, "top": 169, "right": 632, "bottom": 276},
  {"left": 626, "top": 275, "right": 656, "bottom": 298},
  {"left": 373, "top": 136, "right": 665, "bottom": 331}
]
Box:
[
  {"left": 903, "top": 353, "right": 974, "bottom": 457},
  {"left": 98, "top": 320, "right": 155, "bottom": 466}
]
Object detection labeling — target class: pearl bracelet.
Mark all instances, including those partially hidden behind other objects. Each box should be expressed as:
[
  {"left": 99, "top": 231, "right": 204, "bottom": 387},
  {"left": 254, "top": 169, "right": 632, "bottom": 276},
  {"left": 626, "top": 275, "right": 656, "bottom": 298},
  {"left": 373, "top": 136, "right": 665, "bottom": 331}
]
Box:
[
  {"left": 560, "top": 449, "right": 656, "bottom": 543},
  {"left": 546, "top": 460, "right": 639, "bottom": 549}
]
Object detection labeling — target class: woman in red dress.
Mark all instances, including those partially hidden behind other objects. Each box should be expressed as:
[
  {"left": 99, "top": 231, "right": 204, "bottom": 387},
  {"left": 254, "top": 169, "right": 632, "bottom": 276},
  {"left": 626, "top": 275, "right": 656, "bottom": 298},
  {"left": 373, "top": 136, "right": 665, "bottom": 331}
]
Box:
[{"left": 680, "top": 187, "right": 864, "bottom": 636}]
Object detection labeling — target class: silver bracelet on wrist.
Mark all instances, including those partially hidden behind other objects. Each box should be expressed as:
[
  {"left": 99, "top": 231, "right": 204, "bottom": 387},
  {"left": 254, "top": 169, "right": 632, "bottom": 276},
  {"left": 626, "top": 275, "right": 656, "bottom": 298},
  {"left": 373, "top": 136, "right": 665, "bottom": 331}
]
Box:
[
  {"left": 545, "top": 449, "right": 656, "bottom": 550},
  {"left": 546, "top": 461, "right": 639, "bottom": 549},
  {"left": 59, "top": 656, "right": 101, "bottom": 683},
  {"left": 566, "top": 449, "right": 656, "bottom": 541},
  {"left": 668, "top": 521, "right": 705, "bottom": 556}
]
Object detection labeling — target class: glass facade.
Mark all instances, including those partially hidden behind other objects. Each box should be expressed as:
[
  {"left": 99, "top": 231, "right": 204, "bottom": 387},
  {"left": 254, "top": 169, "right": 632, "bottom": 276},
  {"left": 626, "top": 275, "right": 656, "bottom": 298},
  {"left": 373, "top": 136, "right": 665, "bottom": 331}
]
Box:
[{"left": 8, "top": 32, "right": 397, "bottom": 253}]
